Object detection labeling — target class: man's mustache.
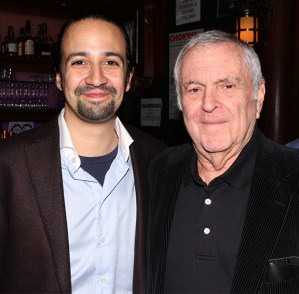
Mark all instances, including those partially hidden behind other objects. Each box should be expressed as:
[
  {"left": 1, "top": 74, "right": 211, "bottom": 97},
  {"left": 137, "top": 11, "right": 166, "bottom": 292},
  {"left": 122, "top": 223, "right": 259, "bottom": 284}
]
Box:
[{"left": 74, "top": 85, "right": 117, "bottom": 96}]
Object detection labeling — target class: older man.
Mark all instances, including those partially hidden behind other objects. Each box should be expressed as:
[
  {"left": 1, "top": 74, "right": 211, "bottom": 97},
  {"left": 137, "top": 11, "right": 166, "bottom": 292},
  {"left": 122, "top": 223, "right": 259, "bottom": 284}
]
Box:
[{"left": 147, "top": 30, "right": 299, "bottom": 293}]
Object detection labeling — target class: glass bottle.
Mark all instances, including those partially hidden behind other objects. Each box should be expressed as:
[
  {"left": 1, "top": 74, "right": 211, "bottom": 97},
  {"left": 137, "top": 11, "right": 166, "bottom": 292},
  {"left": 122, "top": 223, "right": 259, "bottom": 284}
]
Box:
[
  {"left": 17, "top": 27, "right": 25, "bottom": 56},
  {"left": 40, "top": 23, "right": 53, "bottom": 58},
  {"left": 1, "top": 37, "right": 6, "bottom": 54},
  {"left": 6, "top": 26, "right": 17, "bottom": 56},
  {"left": 34, "top": 24, "right": 42, "bottom": 57},
  {"left": 24, "top": 20, "right": 35, "bottom": 57}
]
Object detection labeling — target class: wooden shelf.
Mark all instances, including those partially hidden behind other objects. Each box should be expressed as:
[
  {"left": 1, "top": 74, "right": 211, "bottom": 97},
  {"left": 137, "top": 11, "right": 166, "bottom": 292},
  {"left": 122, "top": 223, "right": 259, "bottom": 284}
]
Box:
[
  {"left": 0, "top": 55, "right": 56, "bottom": 73},
  {"left": 0, "top": 109, "right": 60, "bottom": 121}
]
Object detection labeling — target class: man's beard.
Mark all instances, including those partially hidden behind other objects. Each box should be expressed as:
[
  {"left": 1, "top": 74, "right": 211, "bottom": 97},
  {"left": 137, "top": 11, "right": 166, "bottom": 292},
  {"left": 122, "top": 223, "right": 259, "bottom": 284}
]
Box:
[
  {"left": 74, "top": 85, "right": 118, "bottom": 122},
  {"left": 77, "top": 98, "right": 116, "bottom": 122}
]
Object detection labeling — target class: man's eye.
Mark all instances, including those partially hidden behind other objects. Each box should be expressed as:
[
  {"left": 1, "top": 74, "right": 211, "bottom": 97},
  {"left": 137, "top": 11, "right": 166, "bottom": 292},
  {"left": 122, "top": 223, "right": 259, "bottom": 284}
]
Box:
[
  {"left": 106, "top": 60, "right": 119, "bottom": 66},
  {"left": 71, "top": 60, "right": 85, "bottom": 65},
  {"left": 220, "top": 82, "right": 238, "bottom": 90},
  {"left": 224, "top": 84, "right": 234, "bottom": 89},
  {"left": 187, "top": 87, "right": 204, "bottom": 94}
]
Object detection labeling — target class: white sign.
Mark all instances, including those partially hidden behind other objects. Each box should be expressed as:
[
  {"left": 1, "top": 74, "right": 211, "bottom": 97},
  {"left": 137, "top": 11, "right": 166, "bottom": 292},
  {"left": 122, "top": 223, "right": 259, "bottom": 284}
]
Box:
[
  {"left": 169, "top": 29, "right": 203, "bottom": 119},
  {"left": 176, "top": 0, "right": 201, "bottom": 25},
  {"left": 8, "top": 121, "right": 34, "bottom": 134},
  {"left": 140, "top": 98, "right": 162, "bottom": 127}
]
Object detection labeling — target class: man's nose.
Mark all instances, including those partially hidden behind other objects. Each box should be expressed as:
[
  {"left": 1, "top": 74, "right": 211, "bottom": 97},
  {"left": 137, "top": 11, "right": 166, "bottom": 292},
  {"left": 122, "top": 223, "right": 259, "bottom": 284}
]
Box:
[
  {"left": 85, "top": 65, "right": 108, "bottom": 86},
  {"left": 201, "top": 87, "right": 220, "bottom": 112}
]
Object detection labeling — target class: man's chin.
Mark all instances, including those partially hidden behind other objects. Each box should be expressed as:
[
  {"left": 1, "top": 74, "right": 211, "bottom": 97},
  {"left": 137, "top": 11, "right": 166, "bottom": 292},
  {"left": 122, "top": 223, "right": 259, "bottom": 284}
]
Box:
[
  {"left": 200, "top": 141, "right": 232, "bottom": 154},
  {"left": 78, "top": 112, "right": 116, "bottom": 124}
]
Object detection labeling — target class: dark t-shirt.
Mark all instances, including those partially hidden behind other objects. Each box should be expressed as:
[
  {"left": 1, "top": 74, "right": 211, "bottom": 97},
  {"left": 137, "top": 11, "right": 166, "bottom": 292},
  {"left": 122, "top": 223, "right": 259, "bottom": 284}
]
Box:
[{"left": 79, "top": 146, "right": 118, "bottom": 186}]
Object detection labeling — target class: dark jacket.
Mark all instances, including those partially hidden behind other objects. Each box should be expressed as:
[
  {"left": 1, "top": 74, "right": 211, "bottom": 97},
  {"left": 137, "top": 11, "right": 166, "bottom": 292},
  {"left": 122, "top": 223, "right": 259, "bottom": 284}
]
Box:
[
  {"left": 0, "top": 116, "right": 166, "bottom": 294},
  {"left": 147, "top": 128, "right": 299, "bottom": 293}
]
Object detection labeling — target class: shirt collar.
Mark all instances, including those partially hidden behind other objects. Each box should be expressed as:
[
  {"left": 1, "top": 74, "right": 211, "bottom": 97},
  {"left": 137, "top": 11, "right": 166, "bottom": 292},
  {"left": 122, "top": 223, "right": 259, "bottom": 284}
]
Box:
[
  {"left": 114, "top": 117, "right": 134, "bottom": 161},
  {"left": 220, "top": 128, "right": 258, "bottom": 188},
  {"left": 58, "top": 108, "right": 134, "bottom": 168}
]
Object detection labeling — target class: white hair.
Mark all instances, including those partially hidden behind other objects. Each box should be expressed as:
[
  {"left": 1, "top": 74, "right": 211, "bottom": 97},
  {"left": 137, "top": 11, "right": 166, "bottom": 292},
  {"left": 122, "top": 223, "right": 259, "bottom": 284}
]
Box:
[{"left": 173, "top": 30, "right": 264, "bottom": 110}]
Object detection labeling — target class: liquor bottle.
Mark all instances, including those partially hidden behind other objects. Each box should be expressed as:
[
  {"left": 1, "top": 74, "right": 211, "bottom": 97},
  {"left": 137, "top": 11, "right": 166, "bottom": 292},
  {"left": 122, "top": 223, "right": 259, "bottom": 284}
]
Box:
[
  {"left": 17, "top": 27, "right": 25, "bottom": 56},
  {"left": 24, "top": 20, "right": 35, "bottom": 57},
  {"left": 1, "top": 36, "right": 6, "bottom": 54},
  {"left": 6, "top": 26, "right": 17, "bottom": 56},
  {"left": 34, "top": 24, "right": 42, "bottom": 57},
  {"left": 40, "top": 23, "right": 53, "bottom": 58}
]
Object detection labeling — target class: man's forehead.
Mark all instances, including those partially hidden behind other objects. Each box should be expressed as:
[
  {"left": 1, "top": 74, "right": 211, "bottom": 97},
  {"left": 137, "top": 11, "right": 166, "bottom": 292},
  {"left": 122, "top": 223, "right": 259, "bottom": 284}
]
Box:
[
  {"left": 64, "top": 19, "right": 124, "bottom": 41},
  {"left": 62, "top": 20, "right": 126, "bottom": 52},
  {"left": 181, "top": 47, "right": 249, "bottom": 78}
]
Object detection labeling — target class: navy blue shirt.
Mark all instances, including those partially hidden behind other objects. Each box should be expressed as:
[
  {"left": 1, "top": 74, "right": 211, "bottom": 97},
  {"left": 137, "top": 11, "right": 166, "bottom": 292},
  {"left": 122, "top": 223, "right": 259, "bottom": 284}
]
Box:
[
  {"left": 164, "top": 131, "right": 258, "bottom": 293},
  {"left": 80, "top": 147, "right": 118, "bottom": 186}
]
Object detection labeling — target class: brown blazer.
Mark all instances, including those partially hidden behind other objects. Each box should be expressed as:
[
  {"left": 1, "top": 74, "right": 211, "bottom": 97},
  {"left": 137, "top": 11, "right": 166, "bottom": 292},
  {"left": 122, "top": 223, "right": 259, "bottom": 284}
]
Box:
[{"left": 0, "top": 115, "right": 166, "bottom": 293}]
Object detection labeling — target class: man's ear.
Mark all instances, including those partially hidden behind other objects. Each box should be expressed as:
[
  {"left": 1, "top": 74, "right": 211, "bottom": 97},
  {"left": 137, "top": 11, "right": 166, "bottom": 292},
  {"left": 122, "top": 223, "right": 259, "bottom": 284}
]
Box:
[
  {"left": 56, "top": 72, "right": 63, "bottom": 91},
  {"left": 125, "top": 68, "right": 134, "bottom": 92},
  {"left": 256, "top": 80, "right": 265, "bottom": 120}
]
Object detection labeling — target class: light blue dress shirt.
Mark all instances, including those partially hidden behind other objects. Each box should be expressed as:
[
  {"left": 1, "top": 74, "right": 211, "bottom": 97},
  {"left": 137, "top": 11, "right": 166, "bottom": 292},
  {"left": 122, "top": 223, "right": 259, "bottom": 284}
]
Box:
[{"left": 58, "top": 109, "right": 136, "bottom": 294}]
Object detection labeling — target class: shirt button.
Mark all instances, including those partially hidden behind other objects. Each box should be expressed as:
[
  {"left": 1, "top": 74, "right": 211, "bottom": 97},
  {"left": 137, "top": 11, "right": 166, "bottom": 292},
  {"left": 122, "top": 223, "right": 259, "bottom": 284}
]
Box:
[
  {"left": 100, "top": 277, "right": 107, "bottom": 284},
  {"left": 72, "top": 157, "right": 76, "bottom": 164},
  {"left": 205, "top": 198, "right": 212, "bottom": 205},
  {"left": 204, "top": 228, "right": 210, "bottom": 234},
  {"left": 100, "top": 237, "right": 106, "bottom": 244}
]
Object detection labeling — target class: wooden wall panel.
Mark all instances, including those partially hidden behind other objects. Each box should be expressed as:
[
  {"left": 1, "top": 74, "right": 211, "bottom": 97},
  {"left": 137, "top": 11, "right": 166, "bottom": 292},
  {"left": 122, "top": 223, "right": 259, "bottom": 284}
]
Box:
[{"left": 258, "top": 0, "right": 299, "bottom": 144}]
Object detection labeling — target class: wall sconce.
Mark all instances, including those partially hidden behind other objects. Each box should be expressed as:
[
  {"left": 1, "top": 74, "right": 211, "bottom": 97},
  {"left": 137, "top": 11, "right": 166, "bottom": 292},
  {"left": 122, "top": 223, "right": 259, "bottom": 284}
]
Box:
[{"left": 236, "top": 9, "right": 258, "bottom": 46}]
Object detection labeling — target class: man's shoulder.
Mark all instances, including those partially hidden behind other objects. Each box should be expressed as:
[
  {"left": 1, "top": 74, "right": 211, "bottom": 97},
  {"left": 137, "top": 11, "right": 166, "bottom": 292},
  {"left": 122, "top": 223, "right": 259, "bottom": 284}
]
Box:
[
  {"left": 150, "top": 143, "right": 193, "bottom": 170},
  {"left": 258, "top": 130, "right": 299, "bottom": 158},
  {"left": 158, "top": 143, "right": 193, "bottom": 158},
  {"left": 125, "top": 124, "right": 166, "bottom": 149},
  {"left": 257, "top": 130, "right": 299, "bottom": 175}
]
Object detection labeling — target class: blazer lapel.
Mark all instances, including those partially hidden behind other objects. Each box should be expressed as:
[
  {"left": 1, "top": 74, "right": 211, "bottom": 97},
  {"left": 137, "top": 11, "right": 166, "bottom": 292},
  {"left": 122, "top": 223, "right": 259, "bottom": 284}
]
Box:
[
  {"left": 25, "top": 121, "right": 71, "bottom": 293},
  {"left": 231, "top": 137, "right": 293, "bottom": 293}
]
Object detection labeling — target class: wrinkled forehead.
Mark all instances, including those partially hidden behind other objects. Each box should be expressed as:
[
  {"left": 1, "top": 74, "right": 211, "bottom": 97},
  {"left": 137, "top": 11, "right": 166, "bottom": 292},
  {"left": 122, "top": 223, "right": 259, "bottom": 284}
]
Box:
[
  {"left": 184, "top": 42, "right": 245, "bottom": 64},
  {"left": 180, "top": 43, "right": 250, "bottom": 82}
]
